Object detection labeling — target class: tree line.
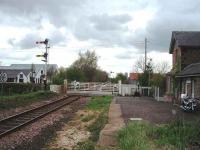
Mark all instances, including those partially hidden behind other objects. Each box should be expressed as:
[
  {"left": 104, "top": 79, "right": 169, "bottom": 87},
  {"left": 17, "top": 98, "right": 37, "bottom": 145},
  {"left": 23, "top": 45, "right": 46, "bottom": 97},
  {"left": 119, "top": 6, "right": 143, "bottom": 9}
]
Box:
[{"left": 51, "top": 50, "right": 128, "bottom": 84}]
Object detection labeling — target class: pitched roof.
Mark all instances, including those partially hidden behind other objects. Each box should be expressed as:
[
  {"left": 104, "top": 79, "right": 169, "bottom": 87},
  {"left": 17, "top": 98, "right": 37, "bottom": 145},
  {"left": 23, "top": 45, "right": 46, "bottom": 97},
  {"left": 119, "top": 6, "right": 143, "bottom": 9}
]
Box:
[
  {"left": 169, "top": 31, "right": 200, "bottom": 54},
  {"left": 129, "top": 73, "right": 139, "bottom": 80},
  {"left": 0, "top": 69, "right": 31, "bottom": 78},
  {"left": 0, "top": 64, "right": 58, "bottom": 74},
  {"left": 177, "top": 63, "right": 200, "bottom": 77}
]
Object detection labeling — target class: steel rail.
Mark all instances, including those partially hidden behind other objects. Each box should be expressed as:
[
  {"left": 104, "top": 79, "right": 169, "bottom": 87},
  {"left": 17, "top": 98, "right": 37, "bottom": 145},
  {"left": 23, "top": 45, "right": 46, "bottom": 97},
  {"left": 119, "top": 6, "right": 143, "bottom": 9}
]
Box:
[{"left": 0, "top": 95, "right": 80, "bottom": 138}]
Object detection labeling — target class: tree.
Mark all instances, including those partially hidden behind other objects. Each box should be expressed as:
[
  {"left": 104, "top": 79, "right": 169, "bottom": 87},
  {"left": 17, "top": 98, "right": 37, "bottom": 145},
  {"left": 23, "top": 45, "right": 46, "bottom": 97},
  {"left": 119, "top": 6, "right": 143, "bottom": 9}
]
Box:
[
  {"left": 93, "top": 69, "right": 109, "bottom": 82},
  {"left": 66, "top": 67, "right": 85, "bottom": 82},
  {"left": 134, "top": 56, "right": 146, "bottom": 73},
  {"left": 72, "top": 50, "right": 98, "bottom": 70},
  {"left": 112, "top": 73, "right": 128, "bottom": 84},
  {"left": 138, "top": 59, "right": 153, "bottom": 86},
  {"left": 52, "top": 67, "right": 67, "bottom": 85},
  {"left": 71, "top": 50, "right": 98, "bottom": 82},
  {"left": 154, "top": 61, "right": 170, "bottom": 74}
]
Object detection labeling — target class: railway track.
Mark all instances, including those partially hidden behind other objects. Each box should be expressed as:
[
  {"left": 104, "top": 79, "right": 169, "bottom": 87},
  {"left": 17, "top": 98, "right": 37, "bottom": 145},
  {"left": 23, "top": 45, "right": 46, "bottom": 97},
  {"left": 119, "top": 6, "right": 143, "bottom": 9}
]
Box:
[{"left": 0, "top": 95, "right": 80, "bottom": 138}]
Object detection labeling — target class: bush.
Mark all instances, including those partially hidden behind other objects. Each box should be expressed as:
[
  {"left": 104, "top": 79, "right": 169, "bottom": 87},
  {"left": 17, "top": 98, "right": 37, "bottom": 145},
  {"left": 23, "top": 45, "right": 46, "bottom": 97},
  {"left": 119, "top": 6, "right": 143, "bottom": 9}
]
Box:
[{"left": 0, "top": 83, "right": 43, "bottom": 96}]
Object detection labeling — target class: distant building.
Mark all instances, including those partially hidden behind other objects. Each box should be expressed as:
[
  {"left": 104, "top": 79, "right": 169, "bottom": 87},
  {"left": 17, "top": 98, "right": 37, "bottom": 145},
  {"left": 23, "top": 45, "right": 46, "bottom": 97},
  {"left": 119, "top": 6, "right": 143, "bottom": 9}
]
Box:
[
  {"left": 0, "top": 64, "right": 58, "bottom": 83},
  {"left": 167, "top": 31, "right": 200, "bottom": 99},
  {"left": 0, "top": 69, "right": 31, "bottom": 83},
  {"left": 129, "top": 73, "right": 139, "bottom": 85}
]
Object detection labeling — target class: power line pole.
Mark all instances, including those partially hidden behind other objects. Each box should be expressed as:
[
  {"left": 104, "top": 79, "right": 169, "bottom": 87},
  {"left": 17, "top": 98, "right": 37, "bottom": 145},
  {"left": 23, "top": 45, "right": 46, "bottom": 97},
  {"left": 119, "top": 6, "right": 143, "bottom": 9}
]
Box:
[{"left": 144, "top": 37, "right": 147, "bottom": 71}]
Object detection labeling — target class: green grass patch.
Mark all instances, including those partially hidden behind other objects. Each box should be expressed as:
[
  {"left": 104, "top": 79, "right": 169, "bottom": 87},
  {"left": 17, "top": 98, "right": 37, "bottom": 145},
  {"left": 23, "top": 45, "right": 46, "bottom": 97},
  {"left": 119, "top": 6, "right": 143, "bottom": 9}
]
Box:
[
  {"left": 118, "top": 120, "right": 200, "bottom": 150},
  {"left": 118, "top": 122, "right": 152, "bottom": 150},
  {"left": 0, "top": 91, "right": 57, "bottom": 110},
  {"left": 86, "top": 96, "right": 112, "bottom": 111},
  {"left": 87, "top": 112, "right": 108, "bottom": 142},
  {"left": 151, "top": 120, "right": 200, "bottom": 149},
  {"left": 75, "top": 96, "right": 112, "bottom": 150}
]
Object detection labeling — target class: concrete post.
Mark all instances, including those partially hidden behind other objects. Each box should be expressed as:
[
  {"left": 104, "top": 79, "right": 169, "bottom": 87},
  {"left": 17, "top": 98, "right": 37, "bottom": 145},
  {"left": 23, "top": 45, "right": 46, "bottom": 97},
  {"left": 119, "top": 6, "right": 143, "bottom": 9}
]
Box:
[
  {"left": 118, "top": 80, "right": 122, "bottom": 95},
  {"left": 157, "top": 87, "right": 160, "bottom": 101},
  {"left": 64, "top": 79, "right": 67, "bottom": 94}
]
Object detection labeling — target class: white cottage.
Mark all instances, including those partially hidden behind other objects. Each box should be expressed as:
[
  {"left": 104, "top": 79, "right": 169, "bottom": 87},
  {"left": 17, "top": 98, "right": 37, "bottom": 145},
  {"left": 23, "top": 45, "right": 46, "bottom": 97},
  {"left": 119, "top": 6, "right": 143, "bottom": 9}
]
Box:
[{"left": 0, "top": 64, "right": 58, "bottom": 83}]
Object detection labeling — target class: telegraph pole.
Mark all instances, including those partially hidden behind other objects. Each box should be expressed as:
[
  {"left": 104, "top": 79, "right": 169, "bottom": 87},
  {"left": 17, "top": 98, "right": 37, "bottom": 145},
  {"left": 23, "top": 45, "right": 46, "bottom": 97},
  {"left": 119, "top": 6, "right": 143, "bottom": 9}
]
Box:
[{"left": 144, "top": 37, "right": 147, "bottom": 71}]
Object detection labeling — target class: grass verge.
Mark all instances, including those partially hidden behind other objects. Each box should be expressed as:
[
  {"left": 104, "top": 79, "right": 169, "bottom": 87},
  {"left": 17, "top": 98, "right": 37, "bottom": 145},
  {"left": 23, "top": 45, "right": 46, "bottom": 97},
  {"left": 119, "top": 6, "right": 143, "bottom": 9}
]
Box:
[
  {"left": 0, "top": 91, "right": 57, "bottom": 110},
  {"left": 74, "top": 96, "right": 112, "bottom": 150},
  {"left": 118, "top": 120, "right": 200, "bottom": 150}
]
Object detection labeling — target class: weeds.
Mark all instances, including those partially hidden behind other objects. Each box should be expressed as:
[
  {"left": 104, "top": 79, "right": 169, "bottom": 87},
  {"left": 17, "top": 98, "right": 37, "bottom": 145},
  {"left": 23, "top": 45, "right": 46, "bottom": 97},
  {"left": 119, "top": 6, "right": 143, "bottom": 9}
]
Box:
[
  {"left": 74, "top": 140, "right": 95, "bottom": 150},
  {"left": 81, "top": 114, "right": 95, "bottom": 122},
  {"left": 118, "top": 122, "right": 152, "bottom": 150},
  {"left": 74, "top": 96, "right": 112, "bottom": 150},
  {"left": 118, "top": 120, "right": 200, "bottom": 150},
  {"left": 87, "top": 112, "right": 108, "bottom": 142},
  {"left": 0, "top": 91, "right": 57, "bottom": 110},
  {"left": 85, "top": 96, "right": 112, "bottom": 111}
]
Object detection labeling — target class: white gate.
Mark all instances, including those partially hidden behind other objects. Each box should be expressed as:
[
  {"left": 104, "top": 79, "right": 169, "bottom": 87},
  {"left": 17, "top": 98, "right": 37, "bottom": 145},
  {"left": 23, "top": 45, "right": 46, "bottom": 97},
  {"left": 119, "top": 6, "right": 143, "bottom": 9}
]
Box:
[{"left": 67, "top": 81, "right": 118, "bottom": 95}]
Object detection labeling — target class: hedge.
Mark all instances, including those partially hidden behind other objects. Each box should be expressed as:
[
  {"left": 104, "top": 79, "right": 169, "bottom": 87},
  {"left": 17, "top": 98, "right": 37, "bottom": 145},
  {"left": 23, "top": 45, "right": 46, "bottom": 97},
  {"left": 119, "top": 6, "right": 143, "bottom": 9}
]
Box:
[{"left": 0, "top": 83, "right": 44, "bottom": 96}]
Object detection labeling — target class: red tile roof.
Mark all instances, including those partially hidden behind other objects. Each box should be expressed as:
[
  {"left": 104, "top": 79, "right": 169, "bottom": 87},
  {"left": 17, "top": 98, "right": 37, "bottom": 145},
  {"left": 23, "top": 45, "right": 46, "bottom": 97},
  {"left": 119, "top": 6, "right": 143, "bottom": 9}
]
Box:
[{"left": 129, "top": 73, "right": 139, "bottom": 80}]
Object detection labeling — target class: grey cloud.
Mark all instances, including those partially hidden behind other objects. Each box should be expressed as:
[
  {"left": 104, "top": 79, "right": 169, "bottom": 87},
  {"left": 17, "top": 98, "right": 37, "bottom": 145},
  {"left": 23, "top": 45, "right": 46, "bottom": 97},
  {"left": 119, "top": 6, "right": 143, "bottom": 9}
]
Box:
[
  {"left": 2, "top": 0, "right": 200, "bottom": 54},
  {"left": 129, "top": 0, "right": 200, "bottom": 52},
  {"left": 8, "top": 33, "right": 40, "bottom": 49},
  {"left": 115, "top": 54, "right": 134, "bottom": 59},
  {"left": 8, "top": 29, "right": 66, "bottom": 49},
  {"left": 0, "top": 49, "right": 32, "bottom": 61},
  {"left": 74, "top": 13, "right": 132, "bottom": 48},
  {"left": 0, "top": 0, "right": 87, "bottom": 27},
  {"left": 115, "top": 50, "right": 138, "bottom": 60},
  {"left": 49, "top": 30, "right": 66, "bottom": 46},
  {"left": 90, "top": 14, "right": 132, "bottom": 31}
]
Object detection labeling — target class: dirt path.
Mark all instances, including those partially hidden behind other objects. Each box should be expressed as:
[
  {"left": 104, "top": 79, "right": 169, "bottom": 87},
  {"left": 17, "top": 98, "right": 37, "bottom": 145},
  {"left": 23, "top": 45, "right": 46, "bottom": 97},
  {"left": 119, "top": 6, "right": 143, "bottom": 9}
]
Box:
[{"left": 116, "top": 96, "right": 200, "bottom": 124}]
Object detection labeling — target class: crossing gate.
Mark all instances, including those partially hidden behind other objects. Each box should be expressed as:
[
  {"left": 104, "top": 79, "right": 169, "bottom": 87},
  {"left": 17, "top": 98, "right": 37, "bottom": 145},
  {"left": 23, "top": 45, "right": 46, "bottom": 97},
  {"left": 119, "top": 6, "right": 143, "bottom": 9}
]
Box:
[{"left": 67, "top": 81, "right": 119, "bottom": 95}]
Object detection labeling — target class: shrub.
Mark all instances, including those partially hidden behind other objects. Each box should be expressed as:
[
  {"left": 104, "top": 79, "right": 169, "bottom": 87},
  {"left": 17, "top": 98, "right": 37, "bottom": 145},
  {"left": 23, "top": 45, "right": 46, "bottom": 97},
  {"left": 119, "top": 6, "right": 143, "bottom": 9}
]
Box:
[{"left": 0, "top": 83, "right": 43, "bottom": 96}]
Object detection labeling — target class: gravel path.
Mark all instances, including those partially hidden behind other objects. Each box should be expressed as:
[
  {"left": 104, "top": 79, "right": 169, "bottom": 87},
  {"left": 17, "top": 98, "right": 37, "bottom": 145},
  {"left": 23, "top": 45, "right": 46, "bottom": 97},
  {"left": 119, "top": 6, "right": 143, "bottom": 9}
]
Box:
[{"left": 116, "top": 96, "right": 200, "bottom": 124}]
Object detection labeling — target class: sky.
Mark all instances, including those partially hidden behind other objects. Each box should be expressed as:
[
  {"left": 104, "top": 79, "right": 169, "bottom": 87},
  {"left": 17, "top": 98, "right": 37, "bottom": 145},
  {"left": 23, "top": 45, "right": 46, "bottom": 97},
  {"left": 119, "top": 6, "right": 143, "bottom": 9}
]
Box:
[{"left": 0, "top": 0, "right": 200, "bottom": 74}]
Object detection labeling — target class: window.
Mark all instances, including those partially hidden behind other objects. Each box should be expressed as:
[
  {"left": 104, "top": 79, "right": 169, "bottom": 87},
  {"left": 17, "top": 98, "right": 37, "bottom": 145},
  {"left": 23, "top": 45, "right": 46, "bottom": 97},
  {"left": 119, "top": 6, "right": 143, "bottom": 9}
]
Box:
[
  {"left": 7, "top": 78, "right": 14, "bottom": 82},
  {"left": 19, "top": 73, "right": 23, "bottom": 78},
  {"left": 19, "top": 79, "right": 24, "bottom": 83},
  {"left": 41, "top": 70, "right": 43, "bottom": 74}
]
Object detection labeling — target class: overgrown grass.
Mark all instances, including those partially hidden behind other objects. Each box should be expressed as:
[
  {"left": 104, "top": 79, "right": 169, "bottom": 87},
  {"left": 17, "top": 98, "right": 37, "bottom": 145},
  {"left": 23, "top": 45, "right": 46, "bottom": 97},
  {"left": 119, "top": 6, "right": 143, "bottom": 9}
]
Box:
[
  {"left": 75, "top": 140, "right": 95, "bottom": 150},
  {"left": 85, "top": 96, "right": 112, "bottom": 111},
  {"left": 118, "top": 122, "right": 152, "bottom": 150},
  {"left": 74, "top": 96, "right": 112, "bottom": 150},
  {"left": 0, "top": 91, "right": 57, "bottom": 110},
  {"left": 87, "top": 112, "right": 108, "bottom": 142},
  {"left": 118, "top": 120, "right": 200, "bottom": 150}
]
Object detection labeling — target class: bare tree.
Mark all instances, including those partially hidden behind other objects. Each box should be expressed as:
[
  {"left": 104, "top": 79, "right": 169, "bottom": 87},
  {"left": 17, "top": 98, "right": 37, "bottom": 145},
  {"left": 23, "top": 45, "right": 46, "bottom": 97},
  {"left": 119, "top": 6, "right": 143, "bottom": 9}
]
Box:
[
  {"left": 133, "top": 57, "right": 154, "bottom": 73},
  {"left": 154, "top": 61, "right": 171, "bottom": 74},
  {"left": 134, "top": 56, "right": 145, "bottom": 73}
]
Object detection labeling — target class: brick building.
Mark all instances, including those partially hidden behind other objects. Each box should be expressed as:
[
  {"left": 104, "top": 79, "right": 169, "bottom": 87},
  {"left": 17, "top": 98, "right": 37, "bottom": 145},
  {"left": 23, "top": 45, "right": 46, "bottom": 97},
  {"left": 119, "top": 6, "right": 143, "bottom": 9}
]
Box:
[{"left": 167, "top": 31, "right": 200, "bottom": 98}]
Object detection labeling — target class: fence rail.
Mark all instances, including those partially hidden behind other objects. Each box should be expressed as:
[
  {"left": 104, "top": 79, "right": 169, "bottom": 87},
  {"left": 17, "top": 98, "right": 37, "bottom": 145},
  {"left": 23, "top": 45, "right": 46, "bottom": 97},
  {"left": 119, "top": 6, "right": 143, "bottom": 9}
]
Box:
[{"left": 67, "top": 82, "right": 118, "bottom": 93}]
